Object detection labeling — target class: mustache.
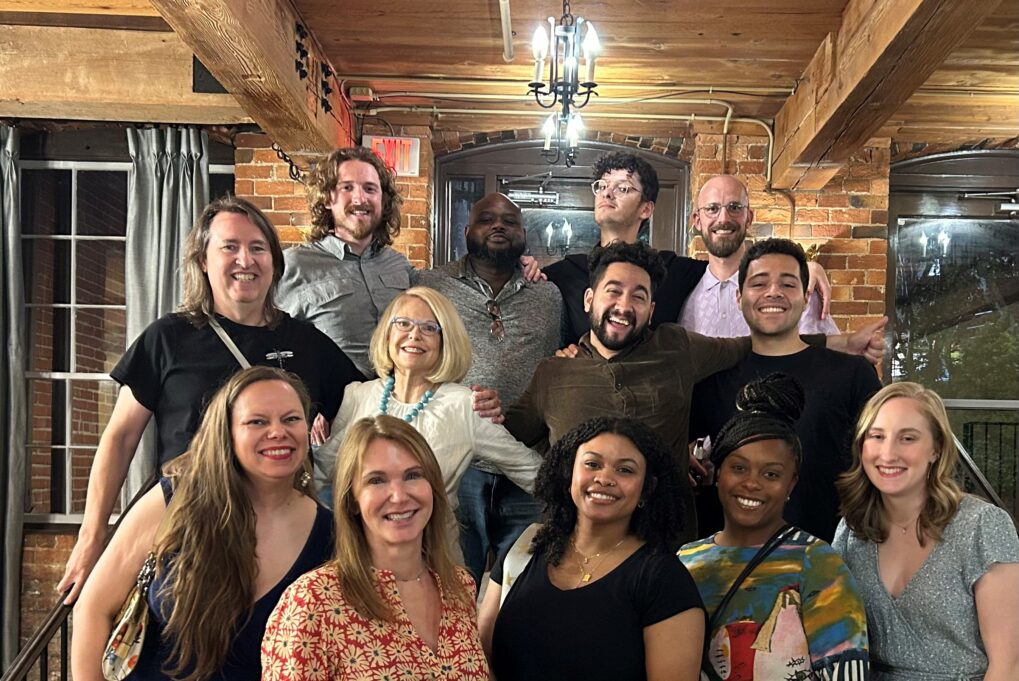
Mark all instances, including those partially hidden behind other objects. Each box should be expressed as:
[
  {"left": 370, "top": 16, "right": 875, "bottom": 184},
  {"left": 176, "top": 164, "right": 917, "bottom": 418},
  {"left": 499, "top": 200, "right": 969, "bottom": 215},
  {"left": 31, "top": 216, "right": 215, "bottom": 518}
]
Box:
[
  {"left": 600, "top": 308, "right": 636, "bottom": 326},
  {"left": 711, "top": 220, "right": 742, "bottom": 234}
]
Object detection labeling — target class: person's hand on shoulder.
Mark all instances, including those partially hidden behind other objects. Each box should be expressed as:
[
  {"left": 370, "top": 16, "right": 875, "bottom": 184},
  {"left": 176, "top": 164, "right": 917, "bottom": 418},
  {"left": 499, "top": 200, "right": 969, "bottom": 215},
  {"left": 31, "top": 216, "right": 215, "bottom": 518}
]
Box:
[
  {"left": 519, "top": 256, "right": 548, "bottom": 283},
  {"left": 555, "top": 344, "right": 580, "bottom": 358},
  {"left": 471, "top": 385, "right": 504, "bottom": 424}
]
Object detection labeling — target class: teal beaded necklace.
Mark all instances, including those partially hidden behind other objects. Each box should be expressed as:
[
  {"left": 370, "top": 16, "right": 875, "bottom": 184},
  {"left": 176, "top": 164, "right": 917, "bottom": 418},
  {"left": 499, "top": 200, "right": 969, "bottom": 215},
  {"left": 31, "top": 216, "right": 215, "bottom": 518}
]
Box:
[{"left": 379, "top": 374, "right": 435, "bottom": 423}]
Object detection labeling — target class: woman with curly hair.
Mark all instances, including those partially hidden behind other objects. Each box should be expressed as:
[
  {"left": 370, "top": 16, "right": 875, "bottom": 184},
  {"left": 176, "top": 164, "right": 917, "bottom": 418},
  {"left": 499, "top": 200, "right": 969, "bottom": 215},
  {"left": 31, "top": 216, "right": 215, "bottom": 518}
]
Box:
[
  {"left": 478, "top": 416, "right": 704, "bottom": 681},
  {"left": 71, "top": 366, "right": 332, "bottom": 680},
  {"left": 680, "top": 373, "right": 869, "bottom": 681},
  {"left": 262, "top": 415, "right": 488, "bottom": 680},
  {"left": 834, "top": 382, "right": 1019, "bottom": 680}
]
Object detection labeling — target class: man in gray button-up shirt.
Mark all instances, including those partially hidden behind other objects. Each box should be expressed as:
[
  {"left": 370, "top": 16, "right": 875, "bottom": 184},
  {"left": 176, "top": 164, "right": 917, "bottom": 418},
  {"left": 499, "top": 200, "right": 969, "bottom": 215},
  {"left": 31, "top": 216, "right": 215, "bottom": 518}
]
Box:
[
  {"left": 277, "top": 147, "right": 413, "bottom": 379},
  {"left": 417, "top": 192, "right": 563, "bottom": 587}
]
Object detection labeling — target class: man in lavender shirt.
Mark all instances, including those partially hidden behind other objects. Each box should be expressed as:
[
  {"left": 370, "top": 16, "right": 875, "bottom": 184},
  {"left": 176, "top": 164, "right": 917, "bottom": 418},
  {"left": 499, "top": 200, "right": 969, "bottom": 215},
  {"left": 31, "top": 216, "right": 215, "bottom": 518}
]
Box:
[{"left": 680, "top": 174, "right": 839, "bottom": 336}]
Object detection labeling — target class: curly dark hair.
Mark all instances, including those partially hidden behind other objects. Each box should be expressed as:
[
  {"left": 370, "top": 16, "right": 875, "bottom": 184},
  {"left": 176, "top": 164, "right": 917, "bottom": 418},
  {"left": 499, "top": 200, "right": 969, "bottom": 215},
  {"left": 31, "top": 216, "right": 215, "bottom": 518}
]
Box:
[
  {"left": 738, "top": 238, "right": 809, "bottom": 294},
  {"left": 709, "top": 373, "right": 805, "bottom": 471},
  {"left": 588, "top": 239, "right": 666, "bottom": 295},
  {"left": 305, "top": 146, "right": 403, "bottom": 246},
  {"left": 532, "top": 417, "right": 687, "bottom": 565},
  {"left": 593, "top": 151, "right": 659, "bottom": 204}
]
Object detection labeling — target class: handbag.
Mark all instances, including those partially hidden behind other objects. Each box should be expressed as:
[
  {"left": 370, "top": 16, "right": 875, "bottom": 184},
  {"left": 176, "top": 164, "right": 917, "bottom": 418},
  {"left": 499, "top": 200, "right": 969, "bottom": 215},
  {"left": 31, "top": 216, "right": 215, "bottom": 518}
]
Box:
[{"left": 101, "top": 494, "right": 176, "bottom": 680}]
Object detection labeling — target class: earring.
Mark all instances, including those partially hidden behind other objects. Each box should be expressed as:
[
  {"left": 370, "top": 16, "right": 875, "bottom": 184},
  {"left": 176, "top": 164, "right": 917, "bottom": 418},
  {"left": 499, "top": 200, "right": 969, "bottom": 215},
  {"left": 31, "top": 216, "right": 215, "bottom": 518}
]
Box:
[
  {"left": 299, "top": 470, "right": 311, "bottom": 488},
  {"left": 637, "top": 500, "right": 646, "bottom": 509}
]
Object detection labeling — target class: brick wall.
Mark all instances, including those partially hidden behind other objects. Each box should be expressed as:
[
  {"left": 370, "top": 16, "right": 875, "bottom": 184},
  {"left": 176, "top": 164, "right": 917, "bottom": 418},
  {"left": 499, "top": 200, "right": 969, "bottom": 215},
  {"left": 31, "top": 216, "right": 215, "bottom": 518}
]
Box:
[
  {"left": 20, "top": 532, "right": 76, "bottom": 679},
  {"left": 691, "top": 134, "right": 890, "bottom": 333}
]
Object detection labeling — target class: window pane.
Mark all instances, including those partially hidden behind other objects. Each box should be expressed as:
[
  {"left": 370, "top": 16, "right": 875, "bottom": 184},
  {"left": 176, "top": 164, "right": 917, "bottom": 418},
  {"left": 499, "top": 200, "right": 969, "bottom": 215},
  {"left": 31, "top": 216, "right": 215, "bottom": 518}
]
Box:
[
  {"left": 27, "top": 445, "right": 57, "bottom": 513},
  {"left": 949, "top": 408, "right": 1018, "bottom": 517},
  {"left": 75, "top": 307, "right": 127, "bottom": 373},
  {"left": 449, "top": 177, "right": 485, "bottom": 260},
  {"left": 69, "top": 380, "right": 119, "bottom": 512},
  {"left": 76, "top": 240, "right": 126, "bottom": 305},
  {"left": 23, "top": 238, "right": 71, "bottom": 304},
  {"left": 26, "top": 306, "right": 70, "bottom": 372},
  {"left": 78, "top": 171, "right": 128, "bottom": 236},
  {"left": 892, "top": 218, "right": 1019, "bottom": 400},
  {"left": 21, "top": 169, "right": 71, "bottom": 236},
  {"left": 210, "top": 172, "right": 235, "bottom": 201},
  {"left": 523, "top": 207, "right": 601, "bottom": 268},
  {"left": 26, "top": 379, "right": 67, "bottom": 514},
  {"left": 27, "top": 378, "right": 62, "bottom": 446}
]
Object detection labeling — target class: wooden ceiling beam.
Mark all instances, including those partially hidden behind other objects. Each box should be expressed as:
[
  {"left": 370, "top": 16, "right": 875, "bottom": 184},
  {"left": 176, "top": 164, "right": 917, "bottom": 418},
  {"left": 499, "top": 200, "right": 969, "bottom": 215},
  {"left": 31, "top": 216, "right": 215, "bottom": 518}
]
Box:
[
  {"left": 0, "top": 25, "right": 248, "bottom": 124},
  {"left": 148, "top": 0, "right": 351, "bottom": 154},
  {"left": 0, "top": 0, "right": 159, "bottom": 17},
  {"left": 771, "top": 0, "right": 1005, "bottom": 190}
]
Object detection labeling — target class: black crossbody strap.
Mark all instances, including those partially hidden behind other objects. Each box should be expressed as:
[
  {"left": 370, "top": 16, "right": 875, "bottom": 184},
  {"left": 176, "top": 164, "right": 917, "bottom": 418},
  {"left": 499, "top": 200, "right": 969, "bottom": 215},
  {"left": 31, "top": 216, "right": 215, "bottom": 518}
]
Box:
[{"left": 707, "top": 524, "right": 797, "bottom": 634}]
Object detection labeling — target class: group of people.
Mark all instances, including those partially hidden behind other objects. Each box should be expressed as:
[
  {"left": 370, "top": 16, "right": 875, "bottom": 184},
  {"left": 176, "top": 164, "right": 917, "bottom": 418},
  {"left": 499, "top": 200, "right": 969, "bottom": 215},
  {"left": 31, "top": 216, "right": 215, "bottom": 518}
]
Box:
[{"left": 63, "top": 144, "right": 1018, "bottom": 681}]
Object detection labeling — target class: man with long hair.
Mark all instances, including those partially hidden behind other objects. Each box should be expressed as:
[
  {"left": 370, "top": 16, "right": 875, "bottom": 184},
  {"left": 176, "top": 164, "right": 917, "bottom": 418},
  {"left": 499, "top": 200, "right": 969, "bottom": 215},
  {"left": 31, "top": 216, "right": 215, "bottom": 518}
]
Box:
[{"left": 277, "top": 146, "right": 412, "bottom": 378}]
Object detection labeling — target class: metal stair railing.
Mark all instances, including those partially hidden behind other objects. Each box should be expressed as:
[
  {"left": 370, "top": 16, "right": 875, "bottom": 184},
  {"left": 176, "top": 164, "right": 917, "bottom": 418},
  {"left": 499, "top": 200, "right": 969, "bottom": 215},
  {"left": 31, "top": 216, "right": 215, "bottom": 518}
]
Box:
[
  {"left": 1, "top": 475, "right": 156, "bottom": 681},
  {"left": 954, "top": 434, "right": 1010, "bottom": 513}
]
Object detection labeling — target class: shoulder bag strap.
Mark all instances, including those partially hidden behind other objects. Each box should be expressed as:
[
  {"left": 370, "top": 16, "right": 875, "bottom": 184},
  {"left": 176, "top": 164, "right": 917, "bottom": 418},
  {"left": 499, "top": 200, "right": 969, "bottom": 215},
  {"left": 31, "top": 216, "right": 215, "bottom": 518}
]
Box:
[
  {"left": 707, "top": 524, "right": 797, "bottom": 634},
  {"left": 208, "top": 317, "right": 252, "bottom": 369},
  {"left": 500, "top": 523, "right": 541, "bottom": 608}
]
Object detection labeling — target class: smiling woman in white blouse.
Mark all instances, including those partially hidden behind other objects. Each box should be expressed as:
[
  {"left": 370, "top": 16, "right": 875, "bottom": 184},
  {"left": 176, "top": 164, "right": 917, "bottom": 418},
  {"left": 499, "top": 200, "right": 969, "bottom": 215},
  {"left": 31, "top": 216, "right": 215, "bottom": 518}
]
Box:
[
  {"left": 315, "top": 286, "right": 542, "bottom": 557},
  {"left": 834, "top": 382, "right": 1019, "bottom": 681}
]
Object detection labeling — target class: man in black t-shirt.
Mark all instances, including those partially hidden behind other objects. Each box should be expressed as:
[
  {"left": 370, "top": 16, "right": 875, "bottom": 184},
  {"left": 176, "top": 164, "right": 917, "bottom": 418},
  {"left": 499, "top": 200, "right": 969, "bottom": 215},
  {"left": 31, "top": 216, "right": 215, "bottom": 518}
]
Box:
[
  {"left": 543, "top": 152, "right": 706, "bottom": 343},
  {"left": 689, "top": 239, "right": 882, "bottom": 541}
]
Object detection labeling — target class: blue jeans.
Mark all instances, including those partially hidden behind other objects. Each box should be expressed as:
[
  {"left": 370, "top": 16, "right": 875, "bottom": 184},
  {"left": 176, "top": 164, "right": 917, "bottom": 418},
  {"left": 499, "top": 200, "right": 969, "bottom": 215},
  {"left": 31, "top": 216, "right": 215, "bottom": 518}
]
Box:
[{"left": 456, "top": 467, "right": 542, "bottom": 590}]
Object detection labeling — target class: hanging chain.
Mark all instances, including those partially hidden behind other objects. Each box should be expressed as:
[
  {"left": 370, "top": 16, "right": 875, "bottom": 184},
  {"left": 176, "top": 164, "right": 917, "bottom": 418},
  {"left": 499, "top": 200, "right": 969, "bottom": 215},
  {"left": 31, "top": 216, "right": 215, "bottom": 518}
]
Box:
[
  {"left": 271, "top": 142, "right": 303, "bottom": 182},
  {"left": 561, "top": 0, "right": 575, "bottom": 25}
]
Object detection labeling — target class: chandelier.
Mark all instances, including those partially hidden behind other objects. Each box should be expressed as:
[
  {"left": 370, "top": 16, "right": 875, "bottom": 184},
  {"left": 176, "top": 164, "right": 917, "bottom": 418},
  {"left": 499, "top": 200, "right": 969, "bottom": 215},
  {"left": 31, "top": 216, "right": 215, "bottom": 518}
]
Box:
[{"left": 528, "top": 0, "right": 600, "bottom": 167}]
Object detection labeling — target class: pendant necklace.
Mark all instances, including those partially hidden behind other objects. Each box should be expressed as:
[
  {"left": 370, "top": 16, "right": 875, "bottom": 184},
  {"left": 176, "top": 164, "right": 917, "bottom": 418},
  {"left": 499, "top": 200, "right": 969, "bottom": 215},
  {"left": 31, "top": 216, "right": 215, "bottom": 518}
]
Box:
[{"left": 571, "top": 536, "right": 627, "bottom": 586}]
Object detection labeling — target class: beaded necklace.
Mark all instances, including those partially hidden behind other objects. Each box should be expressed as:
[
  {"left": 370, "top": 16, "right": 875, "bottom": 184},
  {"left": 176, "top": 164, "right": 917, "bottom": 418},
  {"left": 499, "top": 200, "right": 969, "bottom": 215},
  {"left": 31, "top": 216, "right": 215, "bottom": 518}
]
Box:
[{"left": 379, "top": 374, "right": 435, "bottom": 423}]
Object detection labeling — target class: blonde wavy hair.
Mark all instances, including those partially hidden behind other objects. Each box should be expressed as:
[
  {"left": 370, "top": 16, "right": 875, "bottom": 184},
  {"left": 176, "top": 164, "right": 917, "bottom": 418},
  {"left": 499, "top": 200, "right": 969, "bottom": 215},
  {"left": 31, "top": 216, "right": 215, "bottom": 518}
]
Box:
[
  {"left": 155, "top": 366, "right": 313, "bottom": 680},
  {"left": 179, "top": 196, "right": 285, "bottom": 328},
  {"left": 305, "top": 146, "right": 403, "bottom": 245},
  {"left": 369, "top": 287, "right": 472, "bottom": 383},
  {"left": 837, "top": 382, "right": 964, "bottom": 545},
  {"left": 329, "top": 415, "right": 470, "bottom": 620}
]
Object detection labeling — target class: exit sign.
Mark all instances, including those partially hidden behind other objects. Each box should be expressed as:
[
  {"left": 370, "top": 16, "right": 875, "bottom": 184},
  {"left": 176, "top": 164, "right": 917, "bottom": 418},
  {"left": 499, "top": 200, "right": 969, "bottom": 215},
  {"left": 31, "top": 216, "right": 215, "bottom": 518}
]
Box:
[{"left": 363, "top": 135, "right": 420, "bottom": 177}]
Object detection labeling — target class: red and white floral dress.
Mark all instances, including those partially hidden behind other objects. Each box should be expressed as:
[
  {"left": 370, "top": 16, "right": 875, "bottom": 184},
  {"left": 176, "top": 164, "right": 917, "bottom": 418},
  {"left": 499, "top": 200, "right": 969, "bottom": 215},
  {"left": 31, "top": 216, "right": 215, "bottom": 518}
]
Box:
[{"left": 261, "top": 565, "right": 489, "bottom": 680}]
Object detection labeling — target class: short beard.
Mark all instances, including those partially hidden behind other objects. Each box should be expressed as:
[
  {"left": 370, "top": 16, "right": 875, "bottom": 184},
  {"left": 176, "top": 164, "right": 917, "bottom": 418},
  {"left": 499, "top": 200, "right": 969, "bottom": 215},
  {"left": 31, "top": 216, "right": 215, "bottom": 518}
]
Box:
[
  {"left": 467, "top": 240, "right": 525, "bottom": 268},
  {"left": 702, "top": 221, "right": 746, "bottom": 258},
  {"left": 588, "top": 308, "right": 641, "bottom": 351}
]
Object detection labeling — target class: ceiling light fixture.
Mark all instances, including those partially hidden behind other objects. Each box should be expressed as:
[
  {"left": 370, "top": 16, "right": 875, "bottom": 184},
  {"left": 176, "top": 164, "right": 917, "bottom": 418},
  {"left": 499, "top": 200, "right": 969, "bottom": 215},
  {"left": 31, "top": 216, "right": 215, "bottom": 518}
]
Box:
[{"left": 528, "top": 0, "right": 599, "bottom": 167}]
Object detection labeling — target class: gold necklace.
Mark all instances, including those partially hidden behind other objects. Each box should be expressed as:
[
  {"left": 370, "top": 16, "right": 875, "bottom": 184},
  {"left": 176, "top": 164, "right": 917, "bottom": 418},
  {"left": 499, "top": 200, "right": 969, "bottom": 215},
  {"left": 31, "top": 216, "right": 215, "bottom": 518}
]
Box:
[{"left": 571, "top": 536, "right": 627, "bottom": 586}]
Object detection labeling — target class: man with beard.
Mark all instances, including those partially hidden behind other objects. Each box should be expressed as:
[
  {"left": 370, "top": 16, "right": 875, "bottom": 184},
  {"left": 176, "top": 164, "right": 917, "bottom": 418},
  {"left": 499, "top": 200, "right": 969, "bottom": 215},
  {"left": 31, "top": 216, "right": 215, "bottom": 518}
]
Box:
[
  {"left": 544, "top": 154, "right": 833, "bottom": 342},
  {"left": 689, "top": 238, "right": 881, "bottom": 541},
  {"left": 505, "top": 240, "right": 882, "bottom": 543},
  {"left": 680, "top": 174, "right": 838, "bottom": 336},
  {"left": 276, "top": 146, "right": 411, "bottom": 379},
  {"left": 416, "top": 192, "right": 562, "bottom": 586}
]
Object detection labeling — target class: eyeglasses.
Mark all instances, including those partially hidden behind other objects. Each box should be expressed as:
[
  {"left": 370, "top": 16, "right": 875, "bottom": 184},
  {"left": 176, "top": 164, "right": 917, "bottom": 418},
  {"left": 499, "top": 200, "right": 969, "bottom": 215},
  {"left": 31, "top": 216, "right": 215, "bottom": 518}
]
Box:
[
  {"left": 390, "top": 317, "right": 442, "bottom": 336},
  {"left": 591, "top": 180, "right": 640, "bottom": 197},
  {"left": 696, "top": 202, "right": 748, "bottom": 218},
  {"left": 486, "top": 300, "right": 505, "bottom": 341}
]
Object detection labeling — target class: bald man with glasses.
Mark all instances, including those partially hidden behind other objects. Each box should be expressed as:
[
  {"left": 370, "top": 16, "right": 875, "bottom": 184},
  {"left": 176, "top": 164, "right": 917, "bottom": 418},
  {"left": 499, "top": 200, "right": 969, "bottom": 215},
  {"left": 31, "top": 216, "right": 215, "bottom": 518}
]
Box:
[{"left": 680, "top": 174, "right": 838, "bottom": 337}]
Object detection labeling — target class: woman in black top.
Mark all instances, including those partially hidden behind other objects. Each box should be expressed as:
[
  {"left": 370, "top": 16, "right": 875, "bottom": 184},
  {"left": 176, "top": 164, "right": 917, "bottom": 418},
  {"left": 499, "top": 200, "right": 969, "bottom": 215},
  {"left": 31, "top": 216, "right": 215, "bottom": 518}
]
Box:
[
  {"left": 478, "top": 416, "right": 704, "bottom": 681},
  {"left": 58, "top": 196, "right": 361, "bottom": 604}
]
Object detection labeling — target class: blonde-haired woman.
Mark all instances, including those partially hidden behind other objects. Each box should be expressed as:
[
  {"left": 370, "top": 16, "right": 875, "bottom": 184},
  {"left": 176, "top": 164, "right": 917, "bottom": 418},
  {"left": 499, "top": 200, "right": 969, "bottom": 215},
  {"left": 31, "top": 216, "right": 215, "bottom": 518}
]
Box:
[
  {"left": 316, "top": 287, "right": 541, "bottom": 552},
  {"left": 834, "top": 382, "right": 1019, "bottom": 680},
  {"left": 263, "top": 415, "right": 488, "bottom": 679},
  {"left": 72, "top": 366, "right": 332, "bottom": 680}
]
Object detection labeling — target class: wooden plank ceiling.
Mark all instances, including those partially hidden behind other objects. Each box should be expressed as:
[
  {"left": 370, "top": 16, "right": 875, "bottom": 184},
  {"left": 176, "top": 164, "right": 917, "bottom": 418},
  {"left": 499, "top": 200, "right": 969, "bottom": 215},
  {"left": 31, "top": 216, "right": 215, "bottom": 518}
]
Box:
[
  {"left": 1, "top": 0, "right": 1015, "bottom": 151},
  {"left": 294, "top": 0, "right": 1018, "bottom": 142}
]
